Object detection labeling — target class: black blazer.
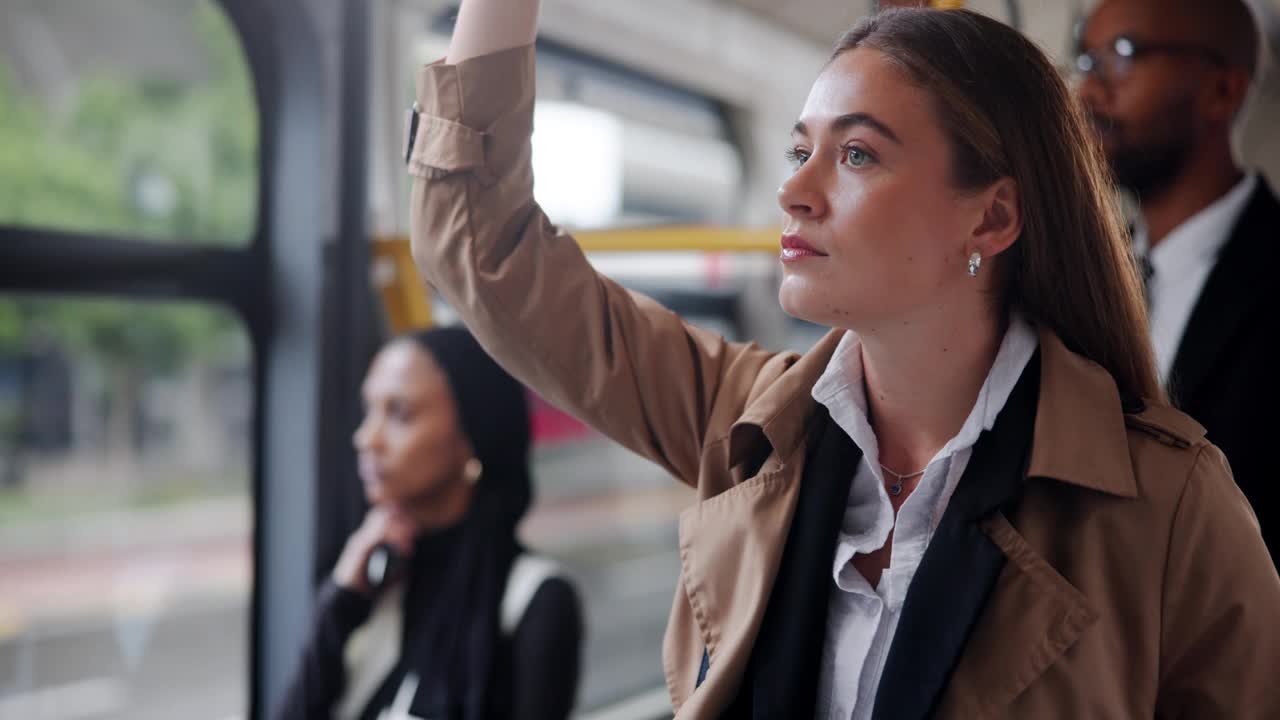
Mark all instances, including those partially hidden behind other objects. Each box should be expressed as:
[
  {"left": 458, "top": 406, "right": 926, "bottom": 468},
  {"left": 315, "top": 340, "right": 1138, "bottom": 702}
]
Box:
[
  {"left": 723, "top": 358, "right": 1041, "bottom": 719},
  {"left": 1167, "top": 177, "right": 1279, "bottom": 561}
]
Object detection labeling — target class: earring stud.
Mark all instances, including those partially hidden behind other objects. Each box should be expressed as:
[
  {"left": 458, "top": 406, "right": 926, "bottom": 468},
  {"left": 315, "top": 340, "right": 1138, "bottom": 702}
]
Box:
[
  {"left": 463, "top": 458, "right": 483, "bottom": 486},
  {"left": 968, "top": 251, "right": 982, "bottom": 278}
]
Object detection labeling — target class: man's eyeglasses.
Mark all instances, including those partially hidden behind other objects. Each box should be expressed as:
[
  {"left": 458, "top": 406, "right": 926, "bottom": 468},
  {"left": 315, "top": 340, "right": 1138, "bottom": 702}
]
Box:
[{"left": 1074, "top": 35, "right": 1227, "bottom": 84}]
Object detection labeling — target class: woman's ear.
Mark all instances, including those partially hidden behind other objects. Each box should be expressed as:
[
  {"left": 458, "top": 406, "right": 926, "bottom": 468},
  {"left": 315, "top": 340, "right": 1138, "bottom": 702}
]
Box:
[{"left": 970, "top": 177, "right": 1021, "bottom": 258}]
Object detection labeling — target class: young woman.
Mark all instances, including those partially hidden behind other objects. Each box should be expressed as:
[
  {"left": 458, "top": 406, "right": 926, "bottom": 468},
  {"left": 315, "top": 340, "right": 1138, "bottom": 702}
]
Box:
[
  {"left": 406, "top": 4, "right": 1280, "bottom": 718},
  {"left": 277, "top": 327, "right": 582, "bottom": 720}
]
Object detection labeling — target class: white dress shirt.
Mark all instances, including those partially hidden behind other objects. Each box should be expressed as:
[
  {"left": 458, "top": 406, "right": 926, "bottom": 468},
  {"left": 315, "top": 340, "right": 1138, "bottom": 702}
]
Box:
[
  {"left": 810, "top": 314, "right": 1038, "bottom": 720},
  {"left": 1133, "top": 173, "right": 1257, "bottom": 382}
]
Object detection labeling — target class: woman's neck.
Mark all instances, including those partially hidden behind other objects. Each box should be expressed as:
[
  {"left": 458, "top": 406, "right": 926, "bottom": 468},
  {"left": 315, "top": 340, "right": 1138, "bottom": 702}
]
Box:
[
  {"left": 403, "top": 478, "right": 473, "bottom": 531},
  {"left": 858, "top": 301, "right": 1006, "bottom": 474}
]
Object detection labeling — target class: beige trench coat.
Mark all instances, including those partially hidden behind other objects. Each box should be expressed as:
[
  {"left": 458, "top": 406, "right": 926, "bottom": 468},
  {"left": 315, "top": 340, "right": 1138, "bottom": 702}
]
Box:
[{"left": 406, "top": 45, "right": 1280, "bottom": 718}]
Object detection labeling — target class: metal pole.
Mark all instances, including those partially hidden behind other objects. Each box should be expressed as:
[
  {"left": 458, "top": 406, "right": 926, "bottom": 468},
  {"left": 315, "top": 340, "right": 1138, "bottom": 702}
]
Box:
[{"left": 313, "top": 0, "right": 377, "bottom": 589}]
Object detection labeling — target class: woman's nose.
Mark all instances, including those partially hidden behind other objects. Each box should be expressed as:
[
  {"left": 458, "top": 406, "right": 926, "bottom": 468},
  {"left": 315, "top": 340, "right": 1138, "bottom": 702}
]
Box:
[
  {"left": 353, "top": 414, "right": 380, "bottom": 450},
  {"left": 777, "top": 165, "right": 826, "bottom": 220}
]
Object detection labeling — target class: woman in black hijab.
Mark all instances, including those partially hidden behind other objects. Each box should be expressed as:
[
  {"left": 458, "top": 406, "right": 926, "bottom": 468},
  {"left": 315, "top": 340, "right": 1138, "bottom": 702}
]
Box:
[{"left": 277, "top": 326, "right": 583, "bottom": 720}]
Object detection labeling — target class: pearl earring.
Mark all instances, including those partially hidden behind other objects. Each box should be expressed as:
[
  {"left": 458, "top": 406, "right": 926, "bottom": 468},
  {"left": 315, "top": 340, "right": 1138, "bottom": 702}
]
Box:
[
  {"left": 463, "top": 458, "right": 483, "bottom": 486},
  {"left": 967, "top": 251, "right": 982, "bottom": 278}
]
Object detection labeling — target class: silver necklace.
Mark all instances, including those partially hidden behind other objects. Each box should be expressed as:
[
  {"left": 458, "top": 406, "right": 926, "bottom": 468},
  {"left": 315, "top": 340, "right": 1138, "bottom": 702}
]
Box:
[{"left": 879, "top": 463, "right": 927, "bottom": 496}]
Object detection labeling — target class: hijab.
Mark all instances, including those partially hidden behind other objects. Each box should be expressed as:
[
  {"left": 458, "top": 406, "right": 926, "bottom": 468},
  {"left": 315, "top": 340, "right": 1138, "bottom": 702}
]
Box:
[{"left": 391, "top": 326, "right": 532, "bottom": 719}]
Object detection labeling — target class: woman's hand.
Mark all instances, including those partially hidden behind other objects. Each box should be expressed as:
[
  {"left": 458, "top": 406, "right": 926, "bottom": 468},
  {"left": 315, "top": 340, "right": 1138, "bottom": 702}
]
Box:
[
  {"left": 446, "top": 0, "right": 541, "bottom": 65},
  {"left": 331, "top": 506, "right": 418, "bottom": 594}
]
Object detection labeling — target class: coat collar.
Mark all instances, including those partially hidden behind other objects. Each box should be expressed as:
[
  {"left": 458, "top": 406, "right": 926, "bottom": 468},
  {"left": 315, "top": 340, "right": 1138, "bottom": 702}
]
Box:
[
  {"left": 727, "top": 329, "right": 839, "bottom": 468},
  {"left": 1027, "top": 330, "right": 1137, "bottom": 498},
  {"left": 727, "top": 325, "right": 1138, "bottom": 498}
]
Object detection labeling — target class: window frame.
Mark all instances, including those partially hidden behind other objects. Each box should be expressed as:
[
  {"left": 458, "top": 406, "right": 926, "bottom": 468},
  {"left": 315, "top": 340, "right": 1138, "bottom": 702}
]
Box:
[{"left": 0, "top": 0, "right": 374, "bottom": 717}]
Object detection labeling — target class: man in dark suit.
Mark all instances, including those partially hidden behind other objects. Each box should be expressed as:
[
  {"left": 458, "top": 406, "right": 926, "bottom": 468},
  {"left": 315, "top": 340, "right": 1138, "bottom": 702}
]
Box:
[{"left": 1077, "top": 0, "right": 1277, "bottom": 560}]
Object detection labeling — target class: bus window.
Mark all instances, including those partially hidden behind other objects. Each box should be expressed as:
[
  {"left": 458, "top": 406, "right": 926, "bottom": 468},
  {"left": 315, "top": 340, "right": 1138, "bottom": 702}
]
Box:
[
  {"left": 0, "top": 295, "right": 252, "bottom": 720},
  {"left": 0, "top": 0, "right": 258, "bottom": 246}
]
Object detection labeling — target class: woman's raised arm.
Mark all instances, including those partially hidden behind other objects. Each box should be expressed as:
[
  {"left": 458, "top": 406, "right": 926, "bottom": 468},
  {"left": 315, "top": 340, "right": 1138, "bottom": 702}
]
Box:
[
  {"left": 408, "top": 2, "right": 784, "bottom": 486},
  {"left": 446, "top": 0, "right": 540, "bottom": 65}
]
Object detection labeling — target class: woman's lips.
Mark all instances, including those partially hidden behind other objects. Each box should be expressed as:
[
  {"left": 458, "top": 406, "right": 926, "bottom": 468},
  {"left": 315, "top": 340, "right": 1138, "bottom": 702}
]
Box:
[
  {"left": 358, "top": 457, "right": 383, "bottom": 488},
  {"left": 780, "top": 234, "right": 827, "bottom": 263}
]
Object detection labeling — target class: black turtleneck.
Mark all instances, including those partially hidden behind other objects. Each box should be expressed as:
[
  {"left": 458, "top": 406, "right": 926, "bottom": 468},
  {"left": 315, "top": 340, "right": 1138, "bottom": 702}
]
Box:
[{"left": 274, "top": 524, "right": 582, "bottom": 720}]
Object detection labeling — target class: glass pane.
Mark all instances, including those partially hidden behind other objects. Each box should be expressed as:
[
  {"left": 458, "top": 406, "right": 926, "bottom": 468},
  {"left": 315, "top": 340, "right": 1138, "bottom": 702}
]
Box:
[
  {"left": 529, "top": 100, "right": 741, "bottom": 229},
  {"left": 523, "top": 403, "right": 694, "bottom": 711},
  {"left": 0, "top": 1, "right": 259, "bottom": 245},
  {"left": 0, "top": 296, "right": 253, "bottom": 720}
]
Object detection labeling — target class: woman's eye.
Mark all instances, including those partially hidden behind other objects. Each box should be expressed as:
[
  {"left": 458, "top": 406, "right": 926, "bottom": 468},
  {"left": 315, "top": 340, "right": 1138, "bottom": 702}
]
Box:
[
  {"left": 784, "top": 147, "right": 810, "bottom": 168},
  {"left": 386, "top": 402, "right": 413, "bottom": 423},
  {"left": 845, "top": 146, "right": 872, "bottom": 167}
]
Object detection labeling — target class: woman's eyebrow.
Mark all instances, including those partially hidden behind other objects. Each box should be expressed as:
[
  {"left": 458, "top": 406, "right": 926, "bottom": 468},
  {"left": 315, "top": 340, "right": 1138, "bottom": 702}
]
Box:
[{"left": 792, "top": 113, "right": 903, "bottom": 145}]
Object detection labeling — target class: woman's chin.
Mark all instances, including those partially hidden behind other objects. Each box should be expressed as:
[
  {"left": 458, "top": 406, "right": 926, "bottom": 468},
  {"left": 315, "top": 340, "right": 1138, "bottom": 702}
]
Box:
[
  {"left": 778, "top": 284, "right": 827, "bottom": 326},
  {"left": 361, "top": 481, "right": 384, "bottom": 507}
]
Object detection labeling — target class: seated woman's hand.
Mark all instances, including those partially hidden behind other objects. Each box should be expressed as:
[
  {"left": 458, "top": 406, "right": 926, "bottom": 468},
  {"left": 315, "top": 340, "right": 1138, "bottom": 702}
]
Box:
[{"left": 331, "top": 506, "right": 418, "bottom": 594}]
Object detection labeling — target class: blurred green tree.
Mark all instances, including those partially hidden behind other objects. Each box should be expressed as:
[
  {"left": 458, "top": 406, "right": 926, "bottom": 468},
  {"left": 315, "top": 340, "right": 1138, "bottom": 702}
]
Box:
[{"left": 0, "top": 1, "right": 256, "bottom": 476}]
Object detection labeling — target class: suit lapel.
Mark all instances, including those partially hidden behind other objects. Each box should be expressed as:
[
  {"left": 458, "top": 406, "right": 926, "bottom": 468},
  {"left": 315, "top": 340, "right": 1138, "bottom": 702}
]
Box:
[
  {"left": 741, "top": 409, "right": 863, "bottom": 718},
  {"left": 1168, "top": 180, "right": 1280, "bottom": 406},
  {"left": 871, "top": 355, "right": 1040, "bottom": 720},
  {"left": 933, "top": 512, "right": 1099, "bottom": 719}
]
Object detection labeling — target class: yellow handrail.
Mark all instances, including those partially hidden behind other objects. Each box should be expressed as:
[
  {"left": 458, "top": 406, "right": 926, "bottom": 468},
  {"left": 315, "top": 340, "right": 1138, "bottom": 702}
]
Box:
[
  {"left": 372, "top": 226, "right": 780, "bottom": 332},
  {"left": 371, "top": 237, "right": 435, "bottom": 335},
  {"left": 574, "top": 225, "right": 779, "bottom": 254}
]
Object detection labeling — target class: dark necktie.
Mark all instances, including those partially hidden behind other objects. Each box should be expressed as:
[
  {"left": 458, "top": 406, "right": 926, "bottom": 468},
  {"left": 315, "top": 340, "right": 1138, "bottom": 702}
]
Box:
[
  {"left": 1125, "top": 223, "right": 1154, "bottom": 309},
  {"left": 1139, "top": 253, "right": 1155, "bottom": 308}
]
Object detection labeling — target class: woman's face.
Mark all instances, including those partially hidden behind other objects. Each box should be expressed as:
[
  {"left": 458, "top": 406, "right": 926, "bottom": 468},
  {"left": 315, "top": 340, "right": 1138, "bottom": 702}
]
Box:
[
  {"left": 777, "top": 47, "right": 984, "bottom": 332},
  {"left": 353, "top": 341, "right": 473, "bottom": 509}
]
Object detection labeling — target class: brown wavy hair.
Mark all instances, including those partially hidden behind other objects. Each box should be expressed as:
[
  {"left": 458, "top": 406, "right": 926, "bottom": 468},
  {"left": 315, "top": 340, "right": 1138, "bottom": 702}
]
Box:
[{"left": 835, "top": 8, "right": 1163, "bottom": 402}]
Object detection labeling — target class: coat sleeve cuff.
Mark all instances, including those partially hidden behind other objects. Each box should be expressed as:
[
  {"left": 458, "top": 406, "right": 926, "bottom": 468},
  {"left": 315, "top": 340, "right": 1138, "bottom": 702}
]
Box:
[{"left": 406, "top": 44, "right": 536, "bottom": 185}]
